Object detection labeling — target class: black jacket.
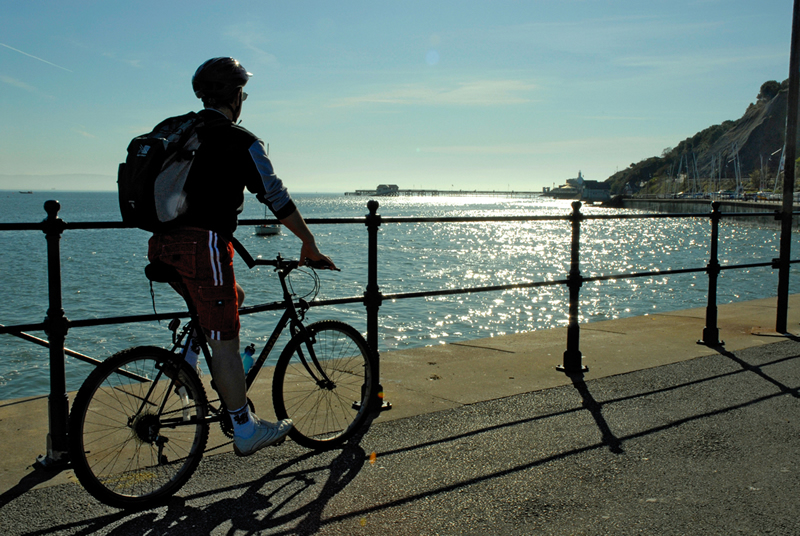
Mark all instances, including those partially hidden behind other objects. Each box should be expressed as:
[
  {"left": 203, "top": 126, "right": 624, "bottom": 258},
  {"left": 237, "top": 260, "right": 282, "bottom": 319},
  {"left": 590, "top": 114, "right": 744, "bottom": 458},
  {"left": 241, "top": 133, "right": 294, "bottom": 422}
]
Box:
[{"left": 178, "top": 108, "right": 296, "bottom": 235}]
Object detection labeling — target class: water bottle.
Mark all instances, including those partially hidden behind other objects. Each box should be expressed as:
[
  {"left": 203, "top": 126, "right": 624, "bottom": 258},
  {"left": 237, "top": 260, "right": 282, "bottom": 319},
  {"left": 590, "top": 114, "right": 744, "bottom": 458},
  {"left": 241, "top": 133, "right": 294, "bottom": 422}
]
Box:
[{"left": 241, "top": 343, "right": 255, "bottom": 374}]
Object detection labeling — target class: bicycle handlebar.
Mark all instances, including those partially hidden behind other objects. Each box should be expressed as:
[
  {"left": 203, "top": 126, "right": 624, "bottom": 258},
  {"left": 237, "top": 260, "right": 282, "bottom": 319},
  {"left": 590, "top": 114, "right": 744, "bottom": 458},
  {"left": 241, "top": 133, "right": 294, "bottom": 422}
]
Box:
[
  {"left": 231, "top": 237, "right": 338, "bottom": 272},
  {"left": 251, "top": 257, "right": 339, "bottom": 272}
]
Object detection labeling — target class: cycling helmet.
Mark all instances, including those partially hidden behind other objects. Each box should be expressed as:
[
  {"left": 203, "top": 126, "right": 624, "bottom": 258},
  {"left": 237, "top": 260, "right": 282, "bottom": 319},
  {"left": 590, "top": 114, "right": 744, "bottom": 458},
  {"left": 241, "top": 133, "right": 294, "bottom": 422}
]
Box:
[{"left": 192, "top": 57, "right": 252, "bottom": 100}]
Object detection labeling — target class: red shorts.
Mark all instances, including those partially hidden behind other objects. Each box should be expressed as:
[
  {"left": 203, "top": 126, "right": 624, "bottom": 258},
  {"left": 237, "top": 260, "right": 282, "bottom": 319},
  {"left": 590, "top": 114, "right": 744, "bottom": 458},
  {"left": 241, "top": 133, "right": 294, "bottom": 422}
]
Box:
[{"left": 148, "top": 228, "right": 240, "bottom": 341}]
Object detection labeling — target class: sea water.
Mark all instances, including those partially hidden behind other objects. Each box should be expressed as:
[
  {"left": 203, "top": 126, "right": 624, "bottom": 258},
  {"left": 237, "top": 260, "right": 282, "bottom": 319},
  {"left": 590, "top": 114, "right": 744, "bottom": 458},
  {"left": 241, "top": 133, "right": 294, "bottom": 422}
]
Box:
[{"left": 1, "top": 190, "right": 798, "bottom": 400}]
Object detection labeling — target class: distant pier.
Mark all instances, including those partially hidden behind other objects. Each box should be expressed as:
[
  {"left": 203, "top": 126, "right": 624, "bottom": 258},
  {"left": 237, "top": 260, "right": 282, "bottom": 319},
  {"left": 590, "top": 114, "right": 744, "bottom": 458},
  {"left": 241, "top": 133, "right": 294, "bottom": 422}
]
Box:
[{"left": 344, "top": 188, "right": 543, "bottom": 198}]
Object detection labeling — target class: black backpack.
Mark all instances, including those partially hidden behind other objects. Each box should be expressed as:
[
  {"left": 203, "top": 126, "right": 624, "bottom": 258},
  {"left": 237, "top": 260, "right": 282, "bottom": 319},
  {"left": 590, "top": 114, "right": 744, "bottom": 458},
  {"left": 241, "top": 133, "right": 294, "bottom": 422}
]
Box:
[{"left": 118, "top": 112, "right": 202, "bottom": 231}]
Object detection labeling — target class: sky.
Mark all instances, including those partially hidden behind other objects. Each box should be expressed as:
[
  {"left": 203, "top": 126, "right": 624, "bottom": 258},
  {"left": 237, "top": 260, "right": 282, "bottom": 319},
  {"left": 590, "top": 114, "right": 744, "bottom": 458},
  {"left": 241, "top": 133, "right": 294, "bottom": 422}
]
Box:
[{"left": 0, "top": 0, "right": 795, "bottom": 193}]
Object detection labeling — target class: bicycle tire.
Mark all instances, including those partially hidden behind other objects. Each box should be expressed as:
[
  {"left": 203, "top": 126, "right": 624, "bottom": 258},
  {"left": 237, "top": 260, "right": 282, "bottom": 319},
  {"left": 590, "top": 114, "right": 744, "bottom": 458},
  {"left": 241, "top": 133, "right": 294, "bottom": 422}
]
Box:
[
  {"left": 272, "top": 320, "right": 376, "bottom": 449},
  {"left": 68, "top": 346, "right": 209, "bottom": 509}
]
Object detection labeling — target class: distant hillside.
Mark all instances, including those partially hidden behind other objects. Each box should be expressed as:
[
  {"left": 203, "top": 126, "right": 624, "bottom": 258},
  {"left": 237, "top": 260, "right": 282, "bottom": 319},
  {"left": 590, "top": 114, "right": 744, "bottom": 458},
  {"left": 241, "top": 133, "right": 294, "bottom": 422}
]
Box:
[{"left": 607, "top": 79, "right": 795, "bottom": 195}]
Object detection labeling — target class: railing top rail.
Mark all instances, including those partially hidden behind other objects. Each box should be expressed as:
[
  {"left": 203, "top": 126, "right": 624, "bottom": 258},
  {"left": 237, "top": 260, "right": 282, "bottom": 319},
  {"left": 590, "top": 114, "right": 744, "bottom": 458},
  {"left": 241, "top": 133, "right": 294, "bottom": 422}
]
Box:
[
  {"left": 239, "top": 217, "right": 368, "bottom": 225},
  {"left": 0, "top": 219, "right": 367, "bottom": 231},
  {"left": 3, "top": 208, "right": 793, "bottom": 231}
]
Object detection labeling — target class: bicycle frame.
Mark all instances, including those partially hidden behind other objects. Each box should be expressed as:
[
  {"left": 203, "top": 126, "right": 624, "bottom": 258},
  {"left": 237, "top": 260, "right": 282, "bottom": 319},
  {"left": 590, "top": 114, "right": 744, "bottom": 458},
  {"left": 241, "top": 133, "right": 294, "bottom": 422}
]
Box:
[
  {"left": 68, "top": 244, "right": 365, "bottom": 509},
  {"left": 244, "top": 263, "right": 333, "bottom": 392},
  {"left": 244, "top": 304, "right": 300, "bottom": 390},
  {"left": 165, "top": 254, "right": 335, "bottom": 407},
  {"left": 120, "top": 354, "right": 210, "bottom": 433}
]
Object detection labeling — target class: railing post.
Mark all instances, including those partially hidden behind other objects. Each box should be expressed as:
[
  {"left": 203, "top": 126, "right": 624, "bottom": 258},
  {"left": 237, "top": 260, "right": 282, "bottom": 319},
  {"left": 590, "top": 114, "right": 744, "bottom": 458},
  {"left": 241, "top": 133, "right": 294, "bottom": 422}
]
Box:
[
  {"left": 699, "top": 201, "right": 724, "bottom": 346},
  {"left": 365, "top": 200, "right": 391, "bottom": 411},
  {"left": 40, "top": 200, "right": 70, "bottom": 467},
  {"left": 777, "top": 0, "right": 800, "bottom": 332},
  {"left": 558, "top": 201, "right": 588, "bottom": 374}
]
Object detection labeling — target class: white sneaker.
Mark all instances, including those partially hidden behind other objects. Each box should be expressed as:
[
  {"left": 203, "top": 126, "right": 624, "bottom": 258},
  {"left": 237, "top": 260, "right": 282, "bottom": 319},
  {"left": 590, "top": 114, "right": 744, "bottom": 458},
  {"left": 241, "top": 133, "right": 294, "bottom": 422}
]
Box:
[{"left": 233, "top": 417, "right": 293, "bottom": 457}]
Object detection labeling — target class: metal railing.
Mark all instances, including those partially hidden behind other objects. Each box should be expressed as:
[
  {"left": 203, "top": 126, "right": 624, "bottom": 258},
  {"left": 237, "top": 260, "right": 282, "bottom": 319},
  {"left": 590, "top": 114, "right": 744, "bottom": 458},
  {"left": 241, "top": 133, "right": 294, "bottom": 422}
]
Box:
[{"left": 0, "top": 199, "right": 797, "bottom": 467}]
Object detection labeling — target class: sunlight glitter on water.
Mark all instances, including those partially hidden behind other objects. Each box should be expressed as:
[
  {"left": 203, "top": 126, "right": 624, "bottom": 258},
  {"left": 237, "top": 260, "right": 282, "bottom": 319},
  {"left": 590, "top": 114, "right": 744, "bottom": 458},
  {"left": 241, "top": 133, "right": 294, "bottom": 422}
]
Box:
[{"left": 1, "top": 191, "right": 799, "bottom": 398}]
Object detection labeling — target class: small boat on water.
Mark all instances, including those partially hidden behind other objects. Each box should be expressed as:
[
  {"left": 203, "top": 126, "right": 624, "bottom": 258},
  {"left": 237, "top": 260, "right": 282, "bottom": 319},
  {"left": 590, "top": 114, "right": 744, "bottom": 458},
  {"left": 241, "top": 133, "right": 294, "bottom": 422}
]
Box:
[
  {"left": 255, "top": 224, "right": 281, "bottom": 236},
  {"left": 254, "top": 206, "right": 281, "bottom": 236}
]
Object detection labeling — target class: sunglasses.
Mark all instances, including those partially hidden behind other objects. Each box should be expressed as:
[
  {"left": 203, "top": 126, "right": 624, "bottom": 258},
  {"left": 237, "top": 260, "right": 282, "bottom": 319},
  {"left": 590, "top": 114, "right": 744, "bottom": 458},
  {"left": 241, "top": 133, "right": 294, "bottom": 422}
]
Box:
[{"left": 242, "top": 92, "right": 248, "bottom": 101}]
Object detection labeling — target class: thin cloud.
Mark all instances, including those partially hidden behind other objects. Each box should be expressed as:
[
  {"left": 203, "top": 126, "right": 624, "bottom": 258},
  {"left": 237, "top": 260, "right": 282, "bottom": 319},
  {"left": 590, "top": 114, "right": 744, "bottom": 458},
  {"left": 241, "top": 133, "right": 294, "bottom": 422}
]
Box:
[
  {"left": 334, "top": 80, "right": 537, "bottom": 107},
  {"left": 0, "top": 75, "right": 37, "bottom": 92},
  {"left": 0, "top": 75, "right": 54, "bottom": 100},
  {"left": 65, "top": 38, "right": 141, "bottom": 68},
  {"left": 485, "top": 16, "right": 723, "bottom": 56},
  {"left": 0, "top": 42, "right": 72, "bottom": 72},
  {"left": 419, "top": 136, "right": 670, "bottom": 156},
  {"left": 581, "top": 114, "right": 649, "bottom": 121},
  {"left": 74, "top": 128, "right": 96, "bottom": 139},
  {"left": 101, "top": 51, "right": 142, "bottom": 69},
  {"left": 617, "top": 50, "right": 786, "bottom": 74},
  {"left": 223, "top": 23, "right": 280, "bottom": 67}
]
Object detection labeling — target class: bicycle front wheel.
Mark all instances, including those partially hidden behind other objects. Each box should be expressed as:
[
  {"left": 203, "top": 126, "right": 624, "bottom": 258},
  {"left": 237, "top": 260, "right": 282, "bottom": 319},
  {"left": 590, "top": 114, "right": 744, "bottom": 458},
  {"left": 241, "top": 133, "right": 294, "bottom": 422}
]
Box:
[
  {"left": 273, "top": 320, "right": 376, "bottom": 449},
  {"left": 68, "top": 346, "right": 209, "bottom": 509}
]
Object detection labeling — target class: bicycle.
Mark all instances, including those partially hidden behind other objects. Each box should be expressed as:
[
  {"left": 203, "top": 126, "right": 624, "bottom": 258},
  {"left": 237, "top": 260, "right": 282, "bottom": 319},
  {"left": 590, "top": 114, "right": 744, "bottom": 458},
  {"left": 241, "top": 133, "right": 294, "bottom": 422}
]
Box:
[{"left": 68, "top": 241, "right": 378, "bottom": 509}]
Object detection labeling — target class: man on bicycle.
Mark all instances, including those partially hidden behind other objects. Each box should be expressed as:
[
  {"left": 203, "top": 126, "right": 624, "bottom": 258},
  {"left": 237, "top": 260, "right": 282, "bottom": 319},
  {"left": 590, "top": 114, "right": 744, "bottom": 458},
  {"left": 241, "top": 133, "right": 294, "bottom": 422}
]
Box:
[{"left": 148, "top": 57, "right": 336, "bottom": 456}]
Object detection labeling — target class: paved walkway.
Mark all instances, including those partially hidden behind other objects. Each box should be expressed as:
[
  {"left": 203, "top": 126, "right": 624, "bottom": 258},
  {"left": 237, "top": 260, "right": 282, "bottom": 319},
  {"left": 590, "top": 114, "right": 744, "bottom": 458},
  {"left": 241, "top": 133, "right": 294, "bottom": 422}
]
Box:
[{"left": 0, "top": 296, "right": 799, "bottom": 534}]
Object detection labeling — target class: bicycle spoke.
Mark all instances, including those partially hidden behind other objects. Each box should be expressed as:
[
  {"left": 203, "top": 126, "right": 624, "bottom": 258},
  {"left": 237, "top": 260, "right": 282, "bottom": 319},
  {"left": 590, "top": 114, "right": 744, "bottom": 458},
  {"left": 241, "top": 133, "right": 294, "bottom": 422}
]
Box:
[
  {"left": 69, "top": 347, "right": 209, "bottom": 508},
  {"left": 273, "top": 321, "right": 375, "bottom": 449}
]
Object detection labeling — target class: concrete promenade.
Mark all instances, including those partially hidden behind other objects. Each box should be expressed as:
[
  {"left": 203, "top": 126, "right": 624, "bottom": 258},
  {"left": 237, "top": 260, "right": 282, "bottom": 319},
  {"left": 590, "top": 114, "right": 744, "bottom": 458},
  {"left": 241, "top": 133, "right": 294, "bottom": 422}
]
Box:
[{"left": 0, "top": 295, "right": 799, "bottom": 534}]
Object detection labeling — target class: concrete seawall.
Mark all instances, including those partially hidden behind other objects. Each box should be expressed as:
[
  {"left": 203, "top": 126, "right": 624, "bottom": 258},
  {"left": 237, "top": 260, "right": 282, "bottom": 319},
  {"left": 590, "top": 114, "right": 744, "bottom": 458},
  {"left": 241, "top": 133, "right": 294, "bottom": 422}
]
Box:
[
  {"left": 1, "top": 294, "right": 798, "bottom": 496},
  {"left": 619, "top": 198, "right": 797, "bottom": 228}
]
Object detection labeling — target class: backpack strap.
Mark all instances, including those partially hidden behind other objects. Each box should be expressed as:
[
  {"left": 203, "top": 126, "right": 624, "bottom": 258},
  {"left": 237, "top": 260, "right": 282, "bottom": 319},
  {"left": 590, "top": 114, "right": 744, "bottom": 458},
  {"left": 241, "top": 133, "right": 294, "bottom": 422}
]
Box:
[{"left": 230, "top": 236, "right": 256, "bottom": 269}]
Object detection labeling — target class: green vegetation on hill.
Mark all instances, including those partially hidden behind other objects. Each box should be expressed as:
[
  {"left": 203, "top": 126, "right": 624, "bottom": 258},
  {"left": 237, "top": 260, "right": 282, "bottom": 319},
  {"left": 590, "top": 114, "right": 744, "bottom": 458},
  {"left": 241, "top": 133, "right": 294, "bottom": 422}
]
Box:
[{"left": 607, "top": 79, "right": 797, "bottom": 196}]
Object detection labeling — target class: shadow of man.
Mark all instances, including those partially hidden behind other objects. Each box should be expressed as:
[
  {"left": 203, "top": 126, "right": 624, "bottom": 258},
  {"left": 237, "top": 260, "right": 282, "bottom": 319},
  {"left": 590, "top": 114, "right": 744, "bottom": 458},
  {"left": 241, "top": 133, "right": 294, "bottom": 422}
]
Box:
[{"left": 138, "top": 413, "right": 379, "bottom": 535}]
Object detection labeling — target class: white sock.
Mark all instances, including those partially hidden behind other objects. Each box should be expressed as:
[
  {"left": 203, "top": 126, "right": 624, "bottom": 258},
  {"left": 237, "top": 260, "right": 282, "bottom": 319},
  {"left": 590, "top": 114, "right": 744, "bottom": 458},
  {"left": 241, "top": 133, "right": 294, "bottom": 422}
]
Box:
[
  {"left": 185, "top": 337, "right": 200, "bottom": 369},
  {"left": 229, "top": 404, "right": 255, "bottom": 438}
]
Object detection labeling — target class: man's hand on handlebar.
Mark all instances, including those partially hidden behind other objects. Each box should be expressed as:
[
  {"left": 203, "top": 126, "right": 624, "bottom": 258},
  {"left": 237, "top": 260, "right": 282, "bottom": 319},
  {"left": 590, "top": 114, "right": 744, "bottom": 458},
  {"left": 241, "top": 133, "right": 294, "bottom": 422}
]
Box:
[
  {"left": 299, "top": 241, "right": 339, "bottom": 271},
  {"left": 305, "top": 258, "right": 339, "bottom": 270}
]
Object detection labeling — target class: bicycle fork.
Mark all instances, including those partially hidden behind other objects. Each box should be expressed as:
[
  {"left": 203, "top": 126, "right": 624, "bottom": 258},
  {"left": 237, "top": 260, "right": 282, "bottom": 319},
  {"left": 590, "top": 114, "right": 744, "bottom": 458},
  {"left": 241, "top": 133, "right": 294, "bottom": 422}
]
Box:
[{"left": 290, "top": 322, "right": 336, "bottom": 391}]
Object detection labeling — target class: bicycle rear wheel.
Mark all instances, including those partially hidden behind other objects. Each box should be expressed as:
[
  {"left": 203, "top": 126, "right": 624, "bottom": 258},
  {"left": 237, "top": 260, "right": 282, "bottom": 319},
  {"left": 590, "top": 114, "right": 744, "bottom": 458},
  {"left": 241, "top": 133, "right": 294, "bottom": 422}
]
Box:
[
  {"left": 68, "top": 346, "right": 209, "bottom": 509},
  {"left": 272, "top": 320, "right": 376, "bottom": 449}
]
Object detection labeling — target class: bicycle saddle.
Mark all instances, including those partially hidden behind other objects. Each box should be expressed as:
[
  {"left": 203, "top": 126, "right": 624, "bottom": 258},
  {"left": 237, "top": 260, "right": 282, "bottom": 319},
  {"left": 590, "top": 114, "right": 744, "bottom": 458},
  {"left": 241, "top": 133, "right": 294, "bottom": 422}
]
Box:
[{"left": 144, "top": 262, "right": 182, "bottom": 283}]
